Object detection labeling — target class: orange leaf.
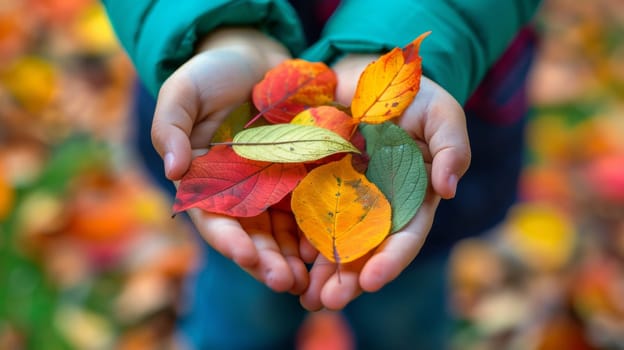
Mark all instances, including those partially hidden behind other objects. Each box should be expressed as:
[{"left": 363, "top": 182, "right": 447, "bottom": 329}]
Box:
[
  {"left": 291, "top": 155, "right": 391, "bottom": 263},
  {"left": 351, "top": 32, "right": 430, "bottom": 123},
  {"left": 291, "top": 106, "right": 367, "bottom": 166},
  {"left": 290, "top": 106, "right": 357, "bottom": 140},
  {"left": 251, "top": 59, "right": 337, "bottom": 124}
]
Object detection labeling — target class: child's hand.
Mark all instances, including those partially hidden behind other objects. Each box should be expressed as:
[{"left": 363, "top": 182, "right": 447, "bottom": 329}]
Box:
[
  {"left": 150, "top": 28, "right": 309, "bottom": 294},
  {"left": 152, "top": 27, "right": 290, "bottom": 180},
  {"left": 300, "top": 54, "right": 472, "bottom": 310}
]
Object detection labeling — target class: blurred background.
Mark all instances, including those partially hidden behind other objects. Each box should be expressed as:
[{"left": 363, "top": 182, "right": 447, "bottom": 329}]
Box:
[{"left": 1, "top": 0, "right": 624, "bottom": 349}]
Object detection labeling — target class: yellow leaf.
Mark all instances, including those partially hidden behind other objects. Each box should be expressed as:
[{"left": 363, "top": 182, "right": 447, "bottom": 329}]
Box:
[
  {"left": 351, "top": 32, "right": 429, "bottom": 123},
  {"left": 291, "top": 155, "right": 391, "bottom": 263}
]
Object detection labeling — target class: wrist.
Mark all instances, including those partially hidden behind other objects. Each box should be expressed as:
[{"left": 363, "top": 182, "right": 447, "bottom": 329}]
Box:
[{"left": 196, "top": 27, "right": 290, "bottom": 78}]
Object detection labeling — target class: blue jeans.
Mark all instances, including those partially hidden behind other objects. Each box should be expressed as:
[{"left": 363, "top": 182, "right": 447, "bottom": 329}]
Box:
[{"left": 177, "top": 243, "right": 450, "bottom": 350}]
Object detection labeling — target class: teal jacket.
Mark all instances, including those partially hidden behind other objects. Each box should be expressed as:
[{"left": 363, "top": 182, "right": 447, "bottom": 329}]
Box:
[{"left": 103, "top": 0, "right": 541, "bottom": 104}]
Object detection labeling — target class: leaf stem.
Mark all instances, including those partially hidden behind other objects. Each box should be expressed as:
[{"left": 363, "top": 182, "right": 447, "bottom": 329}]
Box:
[
  {"left": 244, "top": 112, "right": 264, "bottom": 129},
  {"left": 209, "top": 139, "right": 359, "bottom": 148}
]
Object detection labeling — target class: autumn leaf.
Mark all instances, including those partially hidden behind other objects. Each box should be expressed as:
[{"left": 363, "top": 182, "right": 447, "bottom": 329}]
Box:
[
  {"left": 360, "top": 122, "right": 428, "bottom": 232},
  {"left": 349, "top": 130, "right": 370, "bottom": 173},
  {"left": 211, "top": 103, "right": 254, "bottom": 143},
  {"left": 251, "top": 59, "right": 337, "bottom": 125},
  {"left": 290, "top": 106, "right": 357, "bottom": 140},
  {"left": 351, "top": 31, "right": 430, "bottom": 123},
  {"left": 231, "top": 124, "right": 359, "bottom": 163},
  {"left": 173, "top": 145, "right": 307, "bottom": 217},
  {"left": 291, "top": 155, "right": 392, "bottom": 263}
]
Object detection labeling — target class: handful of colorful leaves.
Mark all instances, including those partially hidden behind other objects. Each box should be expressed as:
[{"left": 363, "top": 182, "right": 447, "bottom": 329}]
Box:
[{"left": 173, "top": 32, "right": 430, "bottom": 265}]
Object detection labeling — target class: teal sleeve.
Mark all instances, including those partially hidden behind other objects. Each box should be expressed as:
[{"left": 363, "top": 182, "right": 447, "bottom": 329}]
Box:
[
  {"left": 302, "top": 0, "right": 542, "bottom": 104},
  {"left": 102, "top": 0, "right": 306, "bottom": 97}
]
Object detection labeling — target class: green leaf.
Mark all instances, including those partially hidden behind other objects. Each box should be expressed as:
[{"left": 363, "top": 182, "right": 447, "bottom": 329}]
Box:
[
  {"left": 231, "top": 124, "right": 360, "bottom": 163},
  {"left": 360, "top": 122, "right": 428, "bottom": 232}
]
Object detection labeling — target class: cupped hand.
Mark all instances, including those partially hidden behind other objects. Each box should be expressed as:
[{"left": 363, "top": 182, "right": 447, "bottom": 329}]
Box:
[
  {"left": 151, "top": 28, "right": 308, "bottom": 294},
  {"left": 300, "top": 54, "right": 472, "bottom": 310}
]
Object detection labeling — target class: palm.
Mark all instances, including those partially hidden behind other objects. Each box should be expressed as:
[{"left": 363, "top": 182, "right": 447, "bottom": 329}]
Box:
[{"left": 184, "top": 207, "right": 309, "bottom": 294}]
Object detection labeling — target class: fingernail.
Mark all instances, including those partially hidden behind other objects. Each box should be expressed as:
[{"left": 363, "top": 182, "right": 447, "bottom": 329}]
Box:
[
  {"left": 448, "top": 174, "right": 458, "bottom": 198},
  {"left": 164, "top": 152, "right": 175, "bottom": 176}
]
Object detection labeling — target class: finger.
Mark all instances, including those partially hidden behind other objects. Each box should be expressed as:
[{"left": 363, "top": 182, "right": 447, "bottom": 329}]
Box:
[
  {"left": 285, "top": 256, "right": 309, "bottom": 295},
  {"left": 271, "top": 210, "right": 300, "bottom": 257},
  {"left": 299, "top": 233, "right": 319, "bottom": 264},
  {"left": 188, "top": 209, "right": 258, "bottom": 267},
  {"left": 427, "top": 111, "right": 471, "bottom": 199},
  {"left": 271, "top": 210, "right": 309, "bottom": 294},
  {"left": 152, "top": 72, "right": 198, "bottom": 180},
  {"left": 400, "top": 77, "right": 471, "bottom": 199},
  {"left": 240, "top": 214, "right": 295, "bottom": 292},
  {"left": 300, "top": 255, "right": 335, "bottom": 311},
  {"left": 359, "top": 193, "right": 440, "bottom": 292},
  {"left": 319, "top": 258, "right": 366, "bottom": 311},
  {"left": 245, "top": 230, "right": 295, "bottom": 292}
]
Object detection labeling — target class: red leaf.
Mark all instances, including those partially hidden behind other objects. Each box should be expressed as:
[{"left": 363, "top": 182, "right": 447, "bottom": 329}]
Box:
[
  {"left": 350, "top": 130, "right": 370, "bottom": 173},
  {"left": 173, "top": 146, "right": 307, "bottom": 217},
  {"left": 251, "top": 59, "right": 337, "bottom": 125}
]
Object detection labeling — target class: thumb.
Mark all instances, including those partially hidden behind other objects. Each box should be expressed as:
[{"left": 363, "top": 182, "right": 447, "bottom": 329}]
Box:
[
  {"left": 401, "top": 77, "right": 471, "bottom": 199},
  {"left": 151, "top": 72, "right": 197, "bottom": 180}
]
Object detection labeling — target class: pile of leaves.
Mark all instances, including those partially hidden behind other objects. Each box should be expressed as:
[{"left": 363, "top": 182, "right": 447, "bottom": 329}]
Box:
[{"left": 173, "top": 32, "right": 431, "bottom": 265}]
